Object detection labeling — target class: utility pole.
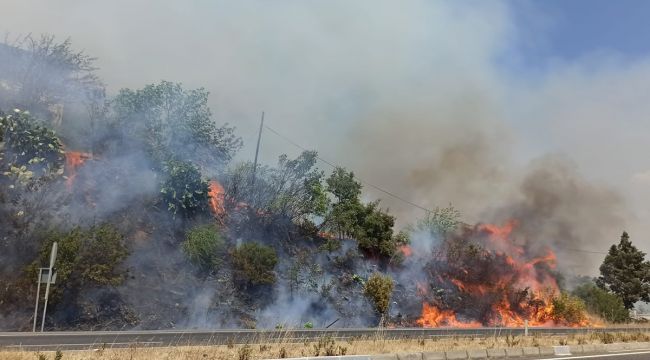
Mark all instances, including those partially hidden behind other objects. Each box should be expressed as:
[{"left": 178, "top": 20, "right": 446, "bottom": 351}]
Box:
[
  {"left": 33, "top": 242, "right": 57, "bottom": 332},
  {"left": 251, "top": 111, "right": 264, "bottom": 186}
]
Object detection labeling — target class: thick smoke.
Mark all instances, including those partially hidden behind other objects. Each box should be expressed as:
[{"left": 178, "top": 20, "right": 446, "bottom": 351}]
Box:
[
  {"left": 1, "top": 1, "right": 647, "bottom": 330},
  {"left": 490, "top": 155, "right": 626, "bottom": 275}
]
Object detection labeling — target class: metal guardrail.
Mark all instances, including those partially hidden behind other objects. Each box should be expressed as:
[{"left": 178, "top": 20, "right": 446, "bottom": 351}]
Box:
[{"left": 1, "top": 326, "right": 650, "bottom": 350}]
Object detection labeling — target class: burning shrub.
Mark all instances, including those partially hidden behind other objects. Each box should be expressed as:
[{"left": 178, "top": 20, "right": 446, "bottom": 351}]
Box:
[
  {"left": 364, "top": 272, "right": 394, "bottom": 316},
  {"left": 415, "top": 222, "right": 590, "bottom": 327},
  {"left": 551, "top": 293, "right": 587, "bottom": 325},
  {"left": 0, "top": 109, "right": 65, "bottom": 186},
  {"left": 231, "top": 242, "right": 278, "bottom": 286},
  {"left": 160, "top": 159, "right": 209, "bottom": 217},
  {"left": 573, "top": 283, "right": 629, "bottom": 323},
  {"left": 182, "top": 224, "right": 226, "bottom": 273}
]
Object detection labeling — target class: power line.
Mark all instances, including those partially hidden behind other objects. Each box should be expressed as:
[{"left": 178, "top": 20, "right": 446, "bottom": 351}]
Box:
[
  {"left": 263, "top": 124, "right": 434, "bottom": 213},
  {"left": 559, "top": 248, "right": 608, "bottom": 255},
  {"left": 262, "top": 123, "right": 612, "bottom": 257}
]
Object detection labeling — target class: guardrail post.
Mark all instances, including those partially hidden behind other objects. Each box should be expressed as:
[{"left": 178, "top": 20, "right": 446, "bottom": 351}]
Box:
[{"left": 524, "top": 320, "right": 529, "bottom": 337}]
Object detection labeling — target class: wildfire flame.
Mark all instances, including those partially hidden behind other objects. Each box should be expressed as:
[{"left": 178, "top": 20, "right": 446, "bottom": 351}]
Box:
[
  {"left": 416, "top": 221, "right": 589, "bottom": 328},
  {"left": 65, "top": 151, "right": 92, "bottom": 190},
  {"left": 417, "top": 303, "right": 482, "bottom": 328},
  {"left": 400, "top": 245, "right": 413, "bottom": 257},
  {"left": 208, "top": 180, "right": 225, "bottom": 216}
]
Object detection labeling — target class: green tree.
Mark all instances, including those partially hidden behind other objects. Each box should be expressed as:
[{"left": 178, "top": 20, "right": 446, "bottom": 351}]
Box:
[
  {"left": 326, "top": 167, "right": 362, "bottom": 203},
  {"left": 325, "top": 167, "right": 363, "bottom": 238},
  {"left": 597, "top": 231, "right": 650, "bottom": 309},
  {"left": 223, "top": 151, "right": 328, "bottom": 224},
  {"left": 268, "top": 151, "right": 328, "bottom": 219},
  {"left": 0, "top": 109, "right": 65, "bottom": 187},
  {"left": 231, "top": 242, "right": 278, "bottom": 286},
  {"left": 413, "top": 205, "right": 461, "bottom": 237},
  {"left": 182, "top": 224, "right": 226, "bottom": 273},
  {"left": 160, "top": 159, "right": 209, "bottom": 217},
  {"left": 323, "top": 168, "right": 405, "bottom": 260},
  {"left": 573, "top": 283, "right": 629, "bottom": 323},
  {"left": 355, "top": 201, "right": 400, "bottom": 258},
  {"left": 0, "top": 35, "right": 102, "bottom": 116},
  {"left": 364, "top": 272, "right": 394, "bottom": 316},
  {"left": 112, "top": 81, "right": 241, "bottom": 166}
]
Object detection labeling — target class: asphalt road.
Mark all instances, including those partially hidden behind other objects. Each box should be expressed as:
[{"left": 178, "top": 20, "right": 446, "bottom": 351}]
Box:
[{"left": 1, "top": 327, "right": 649, "bottom": 351}]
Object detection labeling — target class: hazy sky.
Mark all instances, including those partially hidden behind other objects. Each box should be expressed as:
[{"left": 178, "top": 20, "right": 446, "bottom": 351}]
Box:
[{"left": 2, "top": 0, "right": 650, "bottom": 262}]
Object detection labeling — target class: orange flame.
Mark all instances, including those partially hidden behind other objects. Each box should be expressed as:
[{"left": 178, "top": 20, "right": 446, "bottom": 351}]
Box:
[
  {"left": 208, "top": 180, "right": 225, "bottom": 216},
  {"left": 417, "top": 221, "right": 590, "bottom": 328},
  {"left": 400, "top": 245, "right": 413, "bottom": 257},
  {"left": 417, "top": 303, "right": 481, "bottom": 328},
  {"left": 65, "top": 151, "right": 92, "bottom": 190}
]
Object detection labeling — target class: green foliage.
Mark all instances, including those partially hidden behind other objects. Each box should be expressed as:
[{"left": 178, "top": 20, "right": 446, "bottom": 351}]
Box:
[
  {"left": 325, "top": 167, "right": 363, "bottom": 237},
  {"left": 551, "top": 292, "right": 587, "bottom": 325},
  {"left": 160, "top": 159, "right": 209, "bottom": 217},
  {"left": 323, "top": 167, "right": 405, "bottom": 260},
  {"left": 0, "top": 34, "right": 102, "bottom": 114},
  {"left": 33, "top": 224, "right": 128, "bottom": 291},
  {"left": 363, "top": 272, "right": 394, "bottom": 315},
  {"left": 573, "top": 283, "right": 630, "bottom": 323},
  {"left": 268, "top": 151, "right": 328, "bottom": 218},
  {"left": 182, "top": 224, "right": 226, "bottom": 272},
  {"left": 326, "top": 167, "right": 362, "bottom": 203},
  {"left": 0, "top": 109, "right": 64, "bottom": 187},
  {"left": 355, "top": 201, "right": 399, "bottom": 257},
  {"left": 303, "top": 321, "right": 313, "bottom": 329},
  {"left": 231, "top": 242, "right": 278, "bottom": 286},
  {"left": 319, "top": 238, "right": 342, "bottom": 253},
  {"left": 413, "top": 205, "right": 461, "bottom": 237},
  {"left": 112, "top": 81, "right": 241, "bottom": 166},
  {"left": 597, "top": 231, "right": 650, "bottom": 309},
  {"left": 223, "top": 151, "right": 328, "bottom": 223}
]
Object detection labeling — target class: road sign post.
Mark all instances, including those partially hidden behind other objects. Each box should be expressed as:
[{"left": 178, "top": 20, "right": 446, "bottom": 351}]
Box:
[
  {"left": 32, "top": 268, "right": 43, "bottom": 332},
  {"left": 32, "top": 242, "right": 57, "bottom": 332}
]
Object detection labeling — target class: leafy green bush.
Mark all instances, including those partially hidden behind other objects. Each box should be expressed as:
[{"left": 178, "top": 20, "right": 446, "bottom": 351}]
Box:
[
  {"left": 231, "top": 242, "right": 278, "bottom": 285},
  {"left": 160, "top": 159, "right": 209, "bottom": 217},
  {"left": 573, "top": 283, "right": 630, "bottom": 323},
  {"left": 364, "top": 272, "right": 394, "bottom": 315},
  {"left": 0, "top": 109, "right": 64, "bottom": 186},
  {"left": 551, "top": 292, "right": 587, "bottom": 325},
  {"left": 33, "top": 224, "right": 128, "bottom": 292},
  {"left": 182, "top": 224, "right": 226, "bottom": 272}
]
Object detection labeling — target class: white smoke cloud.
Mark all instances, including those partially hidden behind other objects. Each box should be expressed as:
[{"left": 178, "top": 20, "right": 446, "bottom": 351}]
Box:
[{"left": 2, "top": 0, "right": 648, "bottom": 272}]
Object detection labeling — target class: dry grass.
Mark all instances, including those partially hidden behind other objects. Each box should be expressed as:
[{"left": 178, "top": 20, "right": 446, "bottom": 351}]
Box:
[{"left": 1, "top": 332, "right": 649, "bottom": 360}]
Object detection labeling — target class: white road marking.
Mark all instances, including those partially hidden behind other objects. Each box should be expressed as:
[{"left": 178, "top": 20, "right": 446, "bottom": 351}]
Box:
[
  {"left": 539, "top": 350, "right": 650, "bottom": 359},
  {"left": 6, "top": 341, "right": 163, "bottom": 348}
]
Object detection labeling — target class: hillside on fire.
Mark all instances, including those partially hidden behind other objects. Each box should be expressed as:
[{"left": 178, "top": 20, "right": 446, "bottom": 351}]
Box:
[{"left": 1, "top": 36, "right": 649, "bottom": 331}]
